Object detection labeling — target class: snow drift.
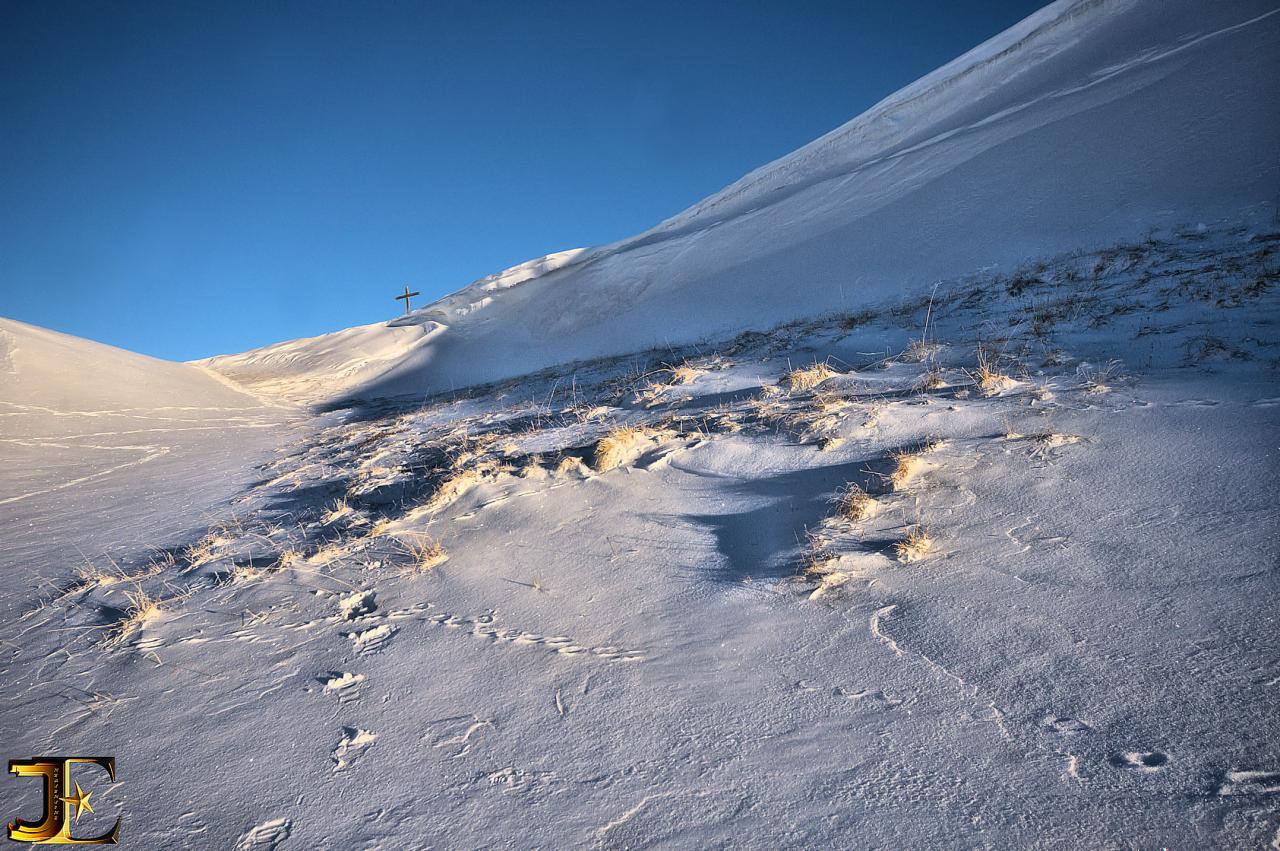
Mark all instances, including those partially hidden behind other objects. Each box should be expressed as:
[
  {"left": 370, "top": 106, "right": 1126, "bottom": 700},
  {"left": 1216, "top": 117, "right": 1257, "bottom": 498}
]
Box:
[{"left": 0, "top": 317, "right": 273, "bottom": 435}]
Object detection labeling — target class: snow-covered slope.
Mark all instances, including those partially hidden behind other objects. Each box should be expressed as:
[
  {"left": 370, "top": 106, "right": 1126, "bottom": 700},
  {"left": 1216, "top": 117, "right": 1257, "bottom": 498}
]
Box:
[
  {"left": 200, "top": 249, "right": 591, "bottom": 404},
  {"left": 3, "top": 3, "right": 1279, "bottom": 848},
  {"left": 202, "top": 0, "right": 1280, "bottom": 404},
  {"left": 0, "top": 318, "right": 296, "bottom": 617},
  {"left": 0, "top": 317, "right": 276, "bottom": 429},
  {"left": 6, "top": 224, "right": 1276, "bottom": 848}
]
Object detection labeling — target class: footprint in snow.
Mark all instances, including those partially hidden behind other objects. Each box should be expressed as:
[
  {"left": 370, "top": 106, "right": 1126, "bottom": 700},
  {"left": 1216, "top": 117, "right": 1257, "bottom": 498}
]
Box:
[
  {"left": 1217, "top": 769, "right": 1280, "bottom": 796},
  {"left": 338, "top": 589, "right": 376, "bottom": 620},
  {"left": 318, "top": 671, "right": 366, "bottom": 705},
  {"left": 235, "top": 817, "right": 291, "bottom": 851},
  {"left": 1040, "top": 715, "right": 1091, "bottom": 735},
  {"left": 346, "top": 622, "right": 396, "bottom": 655},
  {"left": 1110, "top": 751, "right": 1168, "bottom": 772},
  {"left": 332, "top": 727, "right": 377, "bottom": 772}
]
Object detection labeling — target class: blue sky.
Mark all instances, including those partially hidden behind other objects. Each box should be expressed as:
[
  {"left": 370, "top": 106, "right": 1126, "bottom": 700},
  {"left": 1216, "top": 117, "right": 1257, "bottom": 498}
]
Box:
[{"left": 1, "top": 0, "right": 1045, "bottom": 361}]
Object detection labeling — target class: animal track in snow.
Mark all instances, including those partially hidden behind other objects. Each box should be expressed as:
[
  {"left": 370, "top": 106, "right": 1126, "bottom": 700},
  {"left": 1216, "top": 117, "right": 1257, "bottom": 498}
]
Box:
[
  {"left": 1040, "top": 715, "right": 1091, "bottom": 735},
  {"left": 332, "top": 727, "right": 377, "bottom": 772},
  {"left": 387, "top": 601, "right": 434, "bottom": 620},
  {"left": 338, "top": 590, "right": 376, "bottom": 620},
  {"left": 483, "top": 766, "right": 558, "bottom": 795},
  {"left": 422, "top": 714, "right": 493, "bottom": 758},
  {"left": 235, "top": 817, "right": 292, "bottom": 851},
  {"left": 402, "top": 606, "right": 645, "bottom": 662},
  {"left": 346, "top": 622, "right": 396, "bottom": 655},
  {"left": 835, "top": 686, "right": 903, "bottom": 710},
  {"left": 1217, "top": 769, "right": 1280, "bottom": 796},
  {"left": 174, "top": 810, "right": 210, "bottom": 841},
  {"left": 1110, "top": 751, "right": 1168, "bottom": 771},
  {"left": 319, "top": 671, "right": 366, "bottom": 705}
]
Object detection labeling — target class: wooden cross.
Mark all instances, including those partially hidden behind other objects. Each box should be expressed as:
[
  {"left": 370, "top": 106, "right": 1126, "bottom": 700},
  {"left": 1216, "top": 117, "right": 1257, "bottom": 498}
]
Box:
[{"left": 395, "top": 284, "right": 420, "bottom": 315}]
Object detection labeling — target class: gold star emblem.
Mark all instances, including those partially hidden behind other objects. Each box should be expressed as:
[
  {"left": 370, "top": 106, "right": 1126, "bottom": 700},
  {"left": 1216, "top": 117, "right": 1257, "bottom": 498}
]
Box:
[{"left": 60, "top": 781, "right": 94, "bottom": 822}]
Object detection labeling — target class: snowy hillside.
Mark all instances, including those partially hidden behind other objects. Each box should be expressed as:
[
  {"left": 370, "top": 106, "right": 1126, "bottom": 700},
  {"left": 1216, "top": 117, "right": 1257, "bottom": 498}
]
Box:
[
  {"left": 0, "top": 318, "right": 298, "bottom": 618},
  {"left": 202, "top": 0, "right": 1279, "bottom": 405},
  {"left": 2, "top": 1, "right": 1279, "bottom": 849}
]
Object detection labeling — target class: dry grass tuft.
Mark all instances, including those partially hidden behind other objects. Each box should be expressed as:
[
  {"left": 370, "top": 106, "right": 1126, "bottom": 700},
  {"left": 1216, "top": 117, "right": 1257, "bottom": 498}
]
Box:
[
  {"left": 345, "top": 465, "right": 404, "bottom": 501},
  {"left": 706, "top": 408, "right": 743, "bottom": 434},
  {"left": 811, "top": 392, "right": 852, "bottom": 416},
  {"left": 818, "top": 435, "right": 846, "bottom": 452},
  {"left": 914, "top": 366, "right": 946, "bottom": 391},
  {"left": 275, "top": 548, "right": 304, "bottom": 569},
  {"left": 894, "top": 525, "right": 935, "bottom": 563},
  {"left": 632, "top": 362, "right": 702, "bottom": 407},
  {"left": 744, "top": 392, "right": 787, "bottom": 426},
  {"left": 261, "top": 520, "right": 287, "bottom": 538},
  {"left": 784, "top": 362, "right": 836, "bottom": 393},
  {"left": 105, "top": 586, "right": 166, "bottom": 647},
  {"left": 592, "top": 426, "right": 656, "bottom": 472},
  {"left": 632, "top": 381, "right": 670, "bottom": 408},
  {"left": 800, "top": 529, "right": 857, "bottom": 598},
  {"left": 883, "top": 439, "right": 943, "bottom": 492},
  {"left": 394, "top": 533, "right": 448, "bottom": 573},
  {"left": 668, "top": 363, "right": 703, "bottom": 385},
  {"left": 1030, "top": 432, "right": 1083, "bottom": 455},
  {"left": 400, "top": 458, "right": 515, "bottom": 522},
  {"left": 422, "top": 467, "right": 487, "bottom": 512},
  {"left": 553, "top": 455, "right": 591, "bottom": 478},
  {"left": 973, "top": 348, "right": 1017, "bottom": 396},
  {"left": 306, "top": 539, "right": 351, "bottom": 566},
  {"left": 141, "top": 550, "right": 178, "bottom": 576},
  {"left": 903, "top": 339, "right": 941, "bottom": 363},
  {"left": 75, "top": 559, "right": 127, "bottom": 591},
  {"left": 801, "top": 538, "right": 840, "bottom": 578},
  {"left": 225, "top": 563, "right": 265, "bottom": 585},
  {"left": 786, "top": 391, "right": 853, "bottom": 444},
  {"left": 885, "top": 451, "right": 923, "bottom": 491},
  {"left": 1077, "top": 360, "right": 1123, "bottom": 394},
  {"left": 322, "top": 498, "right": 356, "bottom": 526},
  {"left": 831, "top": 484, "right": 876, "bottom": 522},
  {"left": 183, "top": 530, "right": 232, "bottom": 567}
]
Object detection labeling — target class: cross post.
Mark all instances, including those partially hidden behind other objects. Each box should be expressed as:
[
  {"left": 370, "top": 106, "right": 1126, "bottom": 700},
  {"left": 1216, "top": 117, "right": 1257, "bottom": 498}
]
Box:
[{"left": 395, "top": 285, "right": 420, "bottom": 315}]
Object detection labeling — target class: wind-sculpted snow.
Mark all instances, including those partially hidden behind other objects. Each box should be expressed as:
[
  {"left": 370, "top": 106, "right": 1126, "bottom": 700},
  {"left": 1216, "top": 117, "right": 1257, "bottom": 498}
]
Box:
[
  {"left": 201, "top": 0, "right": 1280, "bottom": 405},
  {"left": 3, "top": 225, "right": 1277, "bottom": 846}
]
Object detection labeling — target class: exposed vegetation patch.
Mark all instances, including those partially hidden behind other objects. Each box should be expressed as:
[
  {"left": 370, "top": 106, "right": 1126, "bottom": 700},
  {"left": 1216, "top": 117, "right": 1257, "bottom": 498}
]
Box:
[
  {"left": 784, "top": 362, "right": 836, "bottom": 393},
  {"left": 894, "top": 525, "right": 935, "bottom": 563},
  {"left": 972, "top": 347, "right": 1018, "bottom": 396},
  {"left": 103, "top": 586, "right": 169, "bottom": 648},
  {"left": 393, "top": 533, "right": 448, "bottom": 574},
  {"left": 831, "top": 483, "right": 875, "bottom": 522},
  {"left": 592, "top": 425, "right": 661, "bottom": 472}
]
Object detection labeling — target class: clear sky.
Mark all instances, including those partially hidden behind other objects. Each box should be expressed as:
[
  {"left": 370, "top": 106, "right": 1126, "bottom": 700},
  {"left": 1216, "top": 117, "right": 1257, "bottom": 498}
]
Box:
[{"left": 1, "top": 0, "right": 1046, "bottom": 361}]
